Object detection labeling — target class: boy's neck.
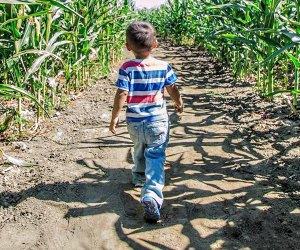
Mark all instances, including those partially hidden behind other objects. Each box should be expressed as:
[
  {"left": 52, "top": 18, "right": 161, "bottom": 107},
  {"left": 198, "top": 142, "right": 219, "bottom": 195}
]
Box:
[{"left": 133, "top": 51, "right": 152, "bottom": 59}]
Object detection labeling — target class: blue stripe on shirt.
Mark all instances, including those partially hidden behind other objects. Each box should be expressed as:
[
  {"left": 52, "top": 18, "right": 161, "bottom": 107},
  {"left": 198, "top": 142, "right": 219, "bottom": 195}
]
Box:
[
  {"left": 119, "top": 68, "right": 128, "bottom": 76},
  {"left": 127, "top": 103, "right": 164, "bottom": 114},
  {"left": 165, "top": 74, "right": 177, "bottom": 86},
  {"left": 116, "top": 79, "right": 129, "bottom": 90},
  {"left": 131, "top": 70, "right": 166, "bottom": 79},
  {"left": 128, "top": 82, "right": 164, "bottom": 92},
  {"left": 126, "top": 113, "right": 168, "bottom": 122}
]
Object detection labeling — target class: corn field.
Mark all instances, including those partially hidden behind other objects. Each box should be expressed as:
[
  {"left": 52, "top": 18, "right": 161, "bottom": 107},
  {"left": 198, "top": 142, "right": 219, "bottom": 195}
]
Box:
[
  {"left": 142, "top": 0, "right": 300, "bottom": 110},
  {"left": 2, "top": 0, "right": 300, "bottom": 138},
  {"left": 0, "top": 0, "right": 134, "bottom": 137}
]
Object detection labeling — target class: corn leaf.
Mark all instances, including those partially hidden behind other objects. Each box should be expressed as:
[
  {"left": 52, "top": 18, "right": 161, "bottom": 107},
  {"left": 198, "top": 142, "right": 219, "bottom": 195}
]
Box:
[
  {"left": 25, "top": 53, "right": 64, "bottom": 79},
  {"left": 0, "top": 0, "right": 36, "bottom": 3},
  {"left": 45, "top": 0, "right": 83, "bottom": 19},
  {"left": 263, "top": 43, "right": 296, "bottom": 64},
  {"left": 3, "top": 153, "right": 36, "bottom": 167},
  {"left": 0, "top": 84, "right": 49, "bottom": 117},
  {"left": 286, "top": 52, "right": 300, "bottom": 69},
  {"left": 206, "top": 4, "right": 248, "bottom": 11},
  {"left": 280, "top": 29, "right": 300, "bottom": 43},
  {"left": 0, "top": 10, "right": 49, "bottom": 28},
  {"left": 0, "top": 0, "right": 83, "bottom": 18}
]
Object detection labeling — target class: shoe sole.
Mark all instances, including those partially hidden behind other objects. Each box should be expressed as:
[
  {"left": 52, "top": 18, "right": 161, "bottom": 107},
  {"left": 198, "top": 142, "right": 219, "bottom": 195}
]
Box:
[
  {"left": 133, "top": 183, "right": 144, "bottom": 187},
  {"left": 142, "top": 197, "right": 160, "bottom": 222}
]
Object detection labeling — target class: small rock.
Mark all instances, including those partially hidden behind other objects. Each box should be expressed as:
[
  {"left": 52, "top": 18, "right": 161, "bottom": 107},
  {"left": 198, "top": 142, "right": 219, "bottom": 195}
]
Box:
[
  {"left": 278, "top": 176, "right": 287, "bottom": 181},
  {"left": 12, "top": 141, "right": 28, "bottom": 151},
  {"left": 100, "top": 113, "right": 109, "bottom": 120},
  {"left": 265, "top": 133, "right": 273, "bottom": 139}
]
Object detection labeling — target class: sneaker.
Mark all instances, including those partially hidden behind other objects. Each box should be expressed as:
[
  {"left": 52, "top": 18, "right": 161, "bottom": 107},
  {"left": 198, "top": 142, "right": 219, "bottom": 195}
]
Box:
[
  {"left": 141, "top": 196, "right": 160, "bottom": 222},
  {"left": 133, "top": 181, "right": 144, "bottom": 187}
]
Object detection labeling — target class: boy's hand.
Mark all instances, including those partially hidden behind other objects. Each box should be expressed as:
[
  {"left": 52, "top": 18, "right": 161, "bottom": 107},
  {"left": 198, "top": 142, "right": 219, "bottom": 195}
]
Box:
[
  {"left": 174, "top": 103, "right": 183, "bottom": 113},
  {"left": 109, "top": 117, "right": 119, "bottom": 134},
  {"left": 166, "top": 84, "right": 183, "bottom": 114}
]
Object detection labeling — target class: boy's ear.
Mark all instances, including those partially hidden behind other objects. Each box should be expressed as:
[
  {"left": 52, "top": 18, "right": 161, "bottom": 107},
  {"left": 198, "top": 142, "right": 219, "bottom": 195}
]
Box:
[
  {"left": 126, "top": 42, "right": 132, "bottom": 51},
  {"left": 153, "top": 39, "right": 158, "bottom": 49}
]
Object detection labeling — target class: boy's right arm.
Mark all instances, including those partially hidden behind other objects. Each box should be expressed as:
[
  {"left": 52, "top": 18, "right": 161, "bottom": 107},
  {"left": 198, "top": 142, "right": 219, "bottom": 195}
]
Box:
[
  {"left": 109, "top": 88, "right": 128, "bottom": 134},
  {"left": 166, "top": 84, "right": 183, "bottom": 113}
]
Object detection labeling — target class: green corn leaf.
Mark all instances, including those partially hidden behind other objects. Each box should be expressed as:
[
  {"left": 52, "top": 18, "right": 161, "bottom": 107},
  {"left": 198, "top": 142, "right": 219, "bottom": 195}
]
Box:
[
  {"left": 0, "top": 91, "right": 19, "bottom": 99},
  {"left": 218, "top": 33, "right": 238, "bottom": 39},
  {"left": 286, "top": 52, "right": 300, "bottom": 69},
  {"left": 48, "top": 41, "right": 71, "bottom": 53},
  {"left": 241, "top": 0, "right": 261, "bottom": 12},
  {"left": 206, "top": 4, "right": 248, "bottom": 11},
  {"left": 46, "top": 0, "right": 83, "bottom": 19},
  {"left": 0, "top": 0, "right": 36, "bottom": 3},
  {"left": 0, "top": 84, "right": 49, "bottom": 117},
  {"left": 47, "top": 31, "right": 68, "bottom": 48},
  {"left": 0, "top": 114, "right": 14, "bottom": 133},
  {"left": 19, "top": 21, "right": 32, "bottom": 50},
  {"left": 0, "top": 10, "right": 49, "bottom": 28},
  {"left": 280, "top": 16, "right": 300, "bottom": 28},
  {"left": 216, "top": 33, "right": 264, "bottom": 56},
  {"left": 255, "top": 34, "right": 281, "bottom": 47},
  {"left": 25, "top": 53, "right": 64, "bottom": 79},
  {"left": 280, "top": 29, "right": 300, "bottom": 43},
  {"left": 263, "top": 43, "right": 296, "bottom": 64},
  {"left": 0, "top": 0, "right": 83, "bottom": 18}
]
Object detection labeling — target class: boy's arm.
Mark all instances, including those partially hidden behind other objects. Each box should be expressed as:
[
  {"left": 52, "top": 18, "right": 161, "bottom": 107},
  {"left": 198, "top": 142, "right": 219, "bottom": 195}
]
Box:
[
  {"left": 166, "top": 84, "right": 183, "bottom": 113},
  {"left": 109, "top": 88, "right": 128, "bottom": 134}
]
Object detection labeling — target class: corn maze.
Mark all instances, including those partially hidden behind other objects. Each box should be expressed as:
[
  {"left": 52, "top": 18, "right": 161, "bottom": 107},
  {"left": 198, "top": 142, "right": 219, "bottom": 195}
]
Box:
[{"left": 0, "top": 1, "right": 300, "bottom": 249}]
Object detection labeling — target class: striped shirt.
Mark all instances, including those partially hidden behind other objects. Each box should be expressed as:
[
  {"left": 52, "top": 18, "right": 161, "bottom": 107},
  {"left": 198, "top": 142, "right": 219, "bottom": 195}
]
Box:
[{"left": 116, "top": 57, "right": 177, "bottom": 122}]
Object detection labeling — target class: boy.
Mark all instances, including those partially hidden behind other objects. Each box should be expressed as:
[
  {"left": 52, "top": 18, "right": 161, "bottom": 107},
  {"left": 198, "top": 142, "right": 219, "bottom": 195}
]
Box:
[{"left": 109, "top": 21, "right": 183, "bottom": 222}]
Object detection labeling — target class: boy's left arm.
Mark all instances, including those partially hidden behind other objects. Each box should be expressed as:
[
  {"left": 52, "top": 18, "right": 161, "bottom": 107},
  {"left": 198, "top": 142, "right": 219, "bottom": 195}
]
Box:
[{"left": 109, "top": 88, "right": 128, "bottom": 134}]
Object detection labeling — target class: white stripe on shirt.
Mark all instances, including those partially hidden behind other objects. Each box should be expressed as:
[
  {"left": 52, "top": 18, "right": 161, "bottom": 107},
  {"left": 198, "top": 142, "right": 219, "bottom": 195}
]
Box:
[
  {"left": 127, "top": 90, "right": 161, "bottom": 96},
  {"left": 131, "top": 77, "right": 165, "bottom": 84},
  {"left": 126, "top": 65, "right": 168, "bottom": 72},
  {"left": 166, "top": 68, "right": 175, "bottom": 78}
]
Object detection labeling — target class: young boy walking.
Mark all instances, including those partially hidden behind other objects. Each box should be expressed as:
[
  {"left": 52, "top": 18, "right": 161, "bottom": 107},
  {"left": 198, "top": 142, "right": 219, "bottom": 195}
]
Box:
[{"left": 109, "top": 21, "right": 183, "bottom": 222}]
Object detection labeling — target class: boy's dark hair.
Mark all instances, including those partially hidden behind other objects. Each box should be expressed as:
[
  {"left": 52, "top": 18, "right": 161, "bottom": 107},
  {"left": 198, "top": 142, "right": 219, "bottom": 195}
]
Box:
[{"left": 126, "top": 21, "right": 156, "bottom": 52}]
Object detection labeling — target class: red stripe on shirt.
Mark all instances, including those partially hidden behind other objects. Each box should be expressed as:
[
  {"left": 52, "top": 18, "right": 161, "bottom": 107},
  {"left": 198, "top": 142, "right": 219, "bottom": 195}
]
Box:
[{"left": 127, "top": 93, "right": 163, "bottom": 104}]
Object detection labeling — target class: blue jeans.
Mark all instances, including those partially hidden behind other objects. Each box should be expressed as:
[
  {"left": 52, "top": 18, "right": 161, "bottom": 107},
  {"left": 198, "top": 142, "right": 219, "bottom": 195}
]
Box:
[{"left": 127, "top": 119, "right": 169, "bottom": 207}]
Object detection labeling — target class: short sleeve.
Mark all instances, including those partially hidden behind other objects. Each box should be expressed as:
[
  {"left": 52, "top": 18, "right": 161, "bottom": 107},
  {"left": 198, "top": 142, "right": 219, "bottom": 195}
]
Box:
[
  {"left": 165, "top": 64, "right": 177, "bottom": 86},
  {"left": 116, "top": 68, "right": 129, "bottom": 91}
]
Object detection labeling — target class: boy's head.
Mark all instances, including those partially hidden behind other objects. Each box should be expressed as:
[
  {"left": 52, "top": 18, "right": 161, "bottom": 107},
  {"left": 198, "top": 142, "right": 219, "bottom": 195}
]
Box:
[{"left": 126, "top": 21, "right": 157, "bottom": 54}]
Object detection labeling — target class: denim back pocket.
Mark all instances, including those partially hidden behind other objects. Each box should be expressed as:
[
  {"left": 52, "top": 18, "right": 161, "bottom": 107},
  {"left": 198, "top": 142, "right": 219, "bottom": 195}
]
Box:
[{"left": 145, "top": 121, "right": 168, "bottom": 146}]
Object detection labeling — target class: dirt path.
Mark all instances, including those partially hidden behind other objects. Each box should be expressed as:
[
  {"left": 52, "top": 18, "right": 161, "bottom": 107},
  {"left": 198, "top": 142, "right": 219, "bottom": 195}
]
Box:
[{"left": 1, "top": 43, "right": 300, "bottom": 250}]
